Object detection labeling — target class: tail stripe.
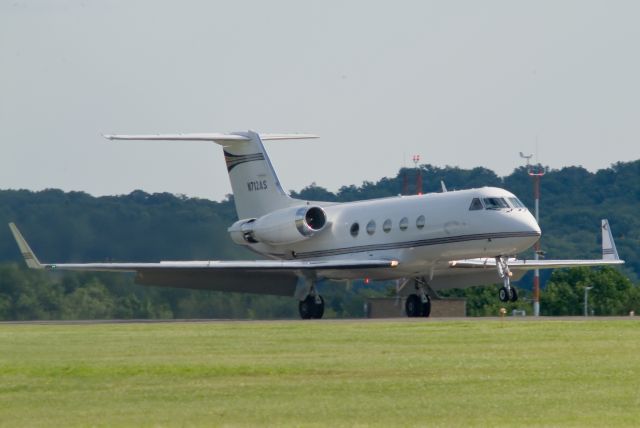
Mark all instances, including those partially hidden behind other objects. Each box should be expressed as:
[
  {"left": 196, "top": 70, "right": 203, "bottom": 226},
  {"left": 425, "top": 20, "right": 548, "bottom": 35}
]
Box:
[{"left": 224, "top": 151, "right": 265, "bottom": 172}]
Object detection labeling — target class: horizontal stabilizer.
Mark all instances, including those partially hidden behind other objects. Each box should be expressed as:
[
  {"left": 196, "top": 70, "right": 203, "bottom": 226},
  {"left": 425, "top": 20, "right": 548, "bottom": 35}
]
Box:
[
  {"left": 259, "top": 133, "right": 319, "bottom": 141},
  {"left": 103, "top": 132, "right": 319, "bottom": 145},
  {"left": 103, "top": 133, "right": 249, "bottom": 142}
]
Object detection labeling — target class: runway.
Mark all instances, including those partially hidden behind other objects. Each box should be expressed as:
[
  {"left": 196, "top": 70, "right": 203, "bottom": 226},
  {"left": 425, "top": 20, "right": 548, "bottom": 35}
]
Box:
[{"left": 1, "top": 316, "right": 638, "bottom": 325}]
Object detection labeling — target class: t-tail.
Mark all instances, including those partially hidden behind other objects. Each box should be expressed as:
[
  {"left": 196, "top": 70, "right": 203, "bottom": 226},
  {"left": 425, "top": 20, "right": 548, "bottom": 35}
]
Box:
[{"left": 104, "top": 131, "right": 318, "bottom": 219}]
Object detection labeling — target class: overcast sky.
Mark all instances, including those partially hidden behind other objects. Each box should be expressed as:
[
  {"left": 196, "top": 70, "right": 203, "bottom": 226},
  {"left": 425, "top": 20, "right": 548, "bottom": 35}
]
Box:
[{"left": 1, "top": 1, "right": 639, "bottom": 201}]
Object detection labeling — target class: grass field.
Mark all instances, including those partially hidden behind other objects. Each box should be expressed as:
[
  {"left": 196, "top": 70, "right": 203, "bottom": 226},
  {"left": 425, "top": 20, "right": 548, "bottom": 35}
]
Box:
[{"left": 1, "top": 319, "right": 639, "bottom": 427}]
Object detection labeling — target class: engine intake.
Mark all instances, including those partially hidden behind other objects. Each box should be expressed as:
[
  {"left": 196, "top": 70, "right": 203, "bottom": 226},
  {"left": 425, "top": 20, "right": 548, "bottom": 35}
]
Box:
[
  {"left": 228, "top": 205, "right": 328, "bottom": 246},
  {"left": 295, "top": 206, "right": 326, "bottom": 236}
]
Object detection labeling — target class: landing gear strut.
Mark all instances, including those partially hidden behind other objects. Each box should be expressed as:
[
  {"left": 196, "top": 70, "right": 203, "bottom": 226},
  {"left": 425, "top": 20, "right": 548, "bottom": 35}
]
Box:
[
  {"left": 496, "top": 256, "right": 518, "bottom": 302},
  {"left": 405, "top": 278, "right": 431, "bottom": 317}
]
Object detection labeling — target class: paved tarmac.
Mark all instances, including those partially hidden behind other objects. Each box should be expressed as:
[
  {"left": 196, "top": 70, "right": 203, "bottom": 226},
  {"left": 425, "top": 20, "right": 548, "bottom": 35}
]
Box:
[{"left": 1, "top": 316, "right": 638, "bottom": 325}]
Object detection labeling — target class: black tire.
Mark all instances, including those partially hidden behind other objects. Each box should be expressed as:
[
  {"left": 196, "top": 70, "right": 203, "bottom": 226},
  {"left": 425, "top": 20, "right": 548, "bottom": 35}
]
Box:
[
  {"left": 499, "top": 287, "right": 510, "bottom": 302},
  {"left": 299, "top": 295, "right": 315, "bottom": 319},
  {"left": 509, "top": 287, "right": 518, "bottom": 302},
  {"left": 405, "top": 294, "right": 421, "bottom": 317},
  {"left": 312, "top": 295, "right": 325, "bottom": 319},
  {"left": 421, "top": 297, "right": 431, "bottom": 318}
]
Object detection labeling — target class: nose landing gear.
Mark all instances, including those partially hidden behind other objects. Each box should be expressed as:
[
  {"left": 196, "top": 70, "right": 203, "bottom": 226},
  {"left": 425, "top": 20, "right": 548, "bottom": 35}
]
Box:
[{"left": 496, "top": 256, "right": 518, "bottom": 302}]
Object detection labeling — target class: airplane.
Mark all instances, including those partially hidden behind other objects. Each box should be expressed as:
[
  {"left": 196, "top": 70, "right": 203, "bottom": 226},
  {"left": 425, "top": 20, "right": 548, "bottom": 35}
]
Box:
[{"left": 9, "top": 131, "right": 624, "bottom": 319}]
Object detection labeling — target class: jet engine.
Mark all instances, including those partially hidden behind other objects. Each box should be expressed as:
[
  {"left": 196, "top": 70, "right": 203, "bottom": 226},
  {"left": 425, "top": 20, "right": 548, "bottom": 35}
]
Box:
[{"left": 228, "top": 206, "right": 327, "bottom": 246}]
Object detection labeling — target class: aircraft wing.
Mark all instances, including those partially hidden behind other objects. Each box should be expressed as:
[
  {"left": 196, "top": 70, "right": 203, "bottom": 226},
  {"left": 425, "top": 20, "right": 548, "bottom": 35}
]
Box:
[
  {"left": 424, "top": 219, "right": 625, "bottom": 290},
  {"left": 448, "top": 257, "right": 624, "bottom": 270},
  {"left": 8, "top": 223, "right": 397, "bottom": 297},
  {"left": 447, "top": 219, "right": 624, "bottom": 272}
]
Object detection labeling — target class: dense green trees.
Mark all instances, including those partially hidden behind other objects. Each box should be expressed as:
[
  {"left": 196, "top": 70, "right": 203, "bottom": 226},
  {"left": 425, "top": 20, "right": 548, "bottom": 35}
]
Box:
[
  {"left": 0, "top": 263, "right": 385, "bottom": 320},
  {"left": 1, "top": 160, "right": 638, "bottom": 319},
  {"left": 541, "top": 267, "right": 640, "bottom": 316}
]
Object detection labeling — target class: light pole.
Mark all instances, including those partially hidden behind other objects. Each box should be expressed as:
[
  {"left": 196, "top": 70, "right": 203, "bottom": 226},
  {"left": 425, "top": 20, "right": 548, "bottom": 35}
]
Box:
[
  {"left": 521, "top": 152, "right": 544, "bottom": 317},
  {"left": 584, "top": 286, "right": 593, "bottom": 317},
  {"left": 529, "top": 168, "right": 544, "bottom": 317}
]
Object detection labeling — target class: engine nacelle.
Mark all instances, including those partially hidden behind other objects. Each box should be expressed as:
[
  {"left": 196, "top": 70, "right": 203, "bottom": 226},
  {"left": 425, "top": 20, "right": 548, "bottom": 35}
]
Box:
[{"left": 228, "top": 206, "right": 327, "bottom": 246}]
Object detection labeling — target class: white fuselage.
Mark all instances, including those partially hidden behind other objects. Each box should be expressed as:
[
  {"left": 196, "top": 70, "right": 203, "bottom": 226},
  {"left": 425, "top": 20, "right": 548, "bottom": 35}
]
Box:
[{"left": 242, "top": 187, "right": 541, "bottom": 280}]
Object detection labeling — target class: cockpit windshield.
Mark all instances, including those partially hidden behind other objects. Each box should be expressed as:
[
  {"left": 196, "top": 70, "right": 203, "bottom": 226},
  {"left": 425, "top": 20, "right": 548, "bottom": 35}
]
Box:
[
  {"left": 470, "top": 196, "right": 527, "bottom": 211},
  {"left": 482, "top": 197, "right": 510, "bottom": 210},
  {"left": 469, "top": 198, "right": 484, "bottom": 210},
  {"left": 507, "top": 197, "right": 526, "bottom": 209}
]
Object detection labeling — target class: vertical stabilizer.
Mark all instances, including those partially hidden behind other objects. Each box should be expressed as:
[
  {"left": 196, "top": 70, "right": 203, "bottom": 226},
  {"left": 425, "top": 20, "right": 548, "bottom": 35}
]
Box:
[
  {"left": 601, "top": 219, "right": 620, "bottom": 261},
  {"left": 222, "top": 131, "right": 295, "bottom": 219}
]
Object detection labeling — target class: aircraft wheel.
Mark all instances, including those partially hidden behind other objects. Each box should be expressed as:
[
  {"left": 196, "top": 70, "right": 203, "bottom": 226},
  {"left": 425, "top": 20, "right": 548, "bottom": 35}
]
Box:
[
  {"left": 299, "top": 295, "right": 316, "bottom": 319},
  {"left": 312, "top": 295, "right": 325, "bottom": 319},
  {"left": 421, "top": 297, "right": 431, "bottom": 318},
  {"left": 509, "top": 287, "right": 518, "bottom": 302},
  {"left": 499, "top": 287, "right": 510, "bottom": 302},
  {"left": 405, "top": 294, "right": 422, "bottom": 317}
]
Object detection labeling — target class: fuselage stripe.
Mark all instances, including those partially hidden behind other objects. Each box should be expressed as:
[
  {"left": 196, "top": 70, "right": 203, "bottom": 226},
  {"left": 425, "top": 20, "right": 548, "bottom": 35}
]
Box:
[{"left": 291, "top": 230, "right": 540, "bottom": 259}]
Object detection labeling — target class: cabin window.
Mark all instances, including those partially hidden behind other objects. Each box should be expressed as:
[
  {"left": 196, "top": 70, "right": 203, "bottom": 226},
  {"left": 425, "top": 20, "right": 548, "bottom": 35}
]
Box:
[
  {"left": 350, "top": 222, "right": 360, "bottom": 237},
  {"left": 469, "top": 198, "right": 483, "bottom": 211},
  {"left": 508, "top": 197, "right": 526, "bottom": 209},
  {"left": 416, "top": 215, "right": 425, "bottom": 229},
  {"left": 399, "top": 217, "right": 409, "bottom": 231},
  {"left": 483, "top": 197, "right": 509, "bottom": 210},
  {"left": 383, "top": 219, "right": 392, "bottom": 233},
  {"left": 366, "top": 220, "right": 376, "bottom": 235}
]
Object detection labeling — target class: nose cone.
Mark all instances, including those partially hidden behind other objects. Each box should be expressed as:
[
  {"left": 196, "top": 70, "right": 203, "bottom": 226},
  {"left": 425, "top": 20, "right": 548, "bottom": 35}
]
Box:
[
  {"left": 524, "top": 211, "right": 541, "bottom": 236},
  {"left": 516, "top": 210, "right": 542, "bottom": 250},
  {"left": 501, "top": 210, "right": 540, "bottom": 235}
]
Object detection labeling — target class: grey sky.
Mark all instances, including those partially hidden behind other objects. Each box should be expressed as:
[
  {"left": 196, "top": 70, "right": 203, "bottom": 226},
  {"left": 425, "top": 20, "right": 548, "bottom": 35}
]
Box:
[{"left": 1, "top": 1, "right": 639, "bottom": 201}]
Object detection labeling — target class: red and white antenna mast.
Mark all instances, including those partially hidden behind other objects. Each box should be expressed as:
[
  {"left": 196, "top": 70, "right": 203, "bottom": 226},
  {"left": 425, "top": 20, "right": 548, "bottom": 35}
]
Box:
[
  {"left": 412, "top": 154, "right": 422, "bottom": 195},
  {"left": 521, "top": 151, "right": 544, "bottom": 317}
]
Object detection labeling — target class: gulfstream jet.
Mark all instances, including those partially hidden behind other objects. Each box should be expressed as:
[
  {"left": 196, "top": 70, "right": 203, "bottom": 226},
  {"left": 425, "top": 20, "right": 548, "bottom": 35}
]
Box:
[{"left": 9, "top": 131, "right": 624, "bottom": 318}]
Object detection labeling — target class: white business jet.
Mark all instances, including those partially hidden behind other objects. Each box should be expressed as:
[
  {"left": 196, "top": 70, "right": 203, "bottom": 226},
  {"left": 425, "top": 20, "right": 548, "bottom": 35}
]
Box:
[{"left": 9, "top": 131, "right": 624, "bottom": 318}]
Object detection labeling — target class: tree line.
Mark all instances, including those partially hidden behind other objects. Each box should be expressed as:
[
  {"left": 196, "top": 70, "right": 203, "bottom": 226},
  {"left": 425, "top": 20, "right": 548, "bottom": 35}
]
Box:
[{"left": 0, "top": 160, "right": 638, "bottom": 319}]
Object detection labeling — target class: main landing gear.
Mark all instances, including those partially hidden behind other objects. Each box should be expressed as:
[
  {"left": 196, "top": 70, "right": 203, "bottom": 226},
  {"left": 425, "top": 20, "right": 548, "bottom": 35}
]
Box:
[
  {"left": 496, "top": 256, "right": 518, "bottom": 302},
  {"left": 298, "top": 280, "right": 325, "bottom": 319},
  {"left": 299, "top": 294, "right": 325, "bottom": 319},
  {"left": 405, "top": 277, "right": 432, "bottom": 318}
]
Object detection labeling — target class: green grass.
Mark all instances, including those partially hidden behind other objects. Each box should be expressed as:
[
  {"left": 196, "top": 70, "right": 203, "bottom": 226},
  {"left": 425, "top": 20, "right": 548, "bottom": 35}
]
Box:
[{"left": 1, "top": 319, "right": 639, "bottom": 427}]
